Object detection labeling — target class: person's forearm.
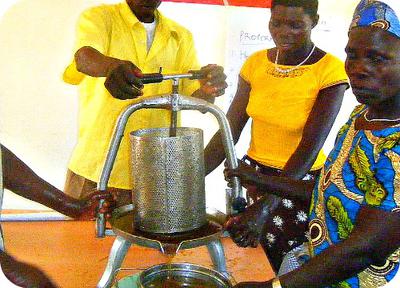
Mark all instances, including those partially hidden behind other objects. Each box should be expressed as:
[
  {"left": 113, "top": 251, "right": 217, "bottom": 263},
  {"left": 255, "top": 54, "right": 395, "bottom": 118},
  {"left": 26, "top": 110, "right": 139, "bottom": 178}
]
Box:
[
  {"left": 281, "top": 238, "right": 376, "bottom": 288},
  {"left": 204, "top": 118, "right": 245, "bottom": 176},
  {"left": 254, "top": 174, "right": 313, "bottom": 203},
  {"left": 1, "top": 145, "right": 80, "bottom": 218},
  {"left": 204, "top": 130, "right": 227, "bottom": 175},
  {"left": 281, "top": 144, "right": 321, "bottom": 180},
  {"left": 0, "top": 251, "right": 20, "bottom": 284},
  {"left": 280, "top": 207, "right": 399, "bottom": 288},
  {"left": 204, "top": 76, "right": 250, "bottom": 176},
  {"left": 282, "top": 84, "right": 346, "bottom": 180},
  {"left": 281, "top": 124, "right": 331, "bottom": 180},
  {"left": 0, "top": 250, "right": 11, "bottom": 265},
  {"left": 0, "top": 250, "right": 58, "bottom": 287},
  {"left": 74, "top": 46, "right": 125, "bottom": 77}
]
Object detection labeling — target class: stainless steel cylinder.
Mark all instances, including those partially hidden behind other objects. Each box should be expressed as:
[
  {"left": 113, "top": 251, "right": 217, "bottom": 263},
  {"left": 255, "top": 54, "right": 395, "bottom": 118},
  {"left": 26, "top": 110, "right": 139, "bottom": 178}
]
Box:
[{"left": 130, "top": 127, "right": 206, "bottom": 234}]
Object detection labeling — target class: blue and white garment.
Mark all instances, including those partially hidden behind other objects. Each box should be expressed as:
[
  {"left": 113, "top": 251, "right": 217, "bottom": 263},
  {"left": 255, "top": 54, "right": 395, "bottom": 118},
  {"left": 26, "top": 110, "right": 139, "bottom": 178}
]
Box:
[
  {"left": 349, "top": 0, "right": 400, "bottom": 39},
  {"left": 280, "top": 1, "right": 400, "bottom": 285},
  {"left": 308, "top": 105, "right": 400, "bottom": 287}
]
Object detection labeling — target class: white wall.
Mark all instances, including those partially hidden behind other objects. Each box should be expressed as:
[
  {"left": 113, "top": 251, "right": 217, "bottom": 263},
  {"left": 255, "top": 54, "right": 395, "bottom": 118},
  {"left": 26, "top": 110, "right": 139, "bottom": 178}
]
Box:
[{"left": 0, "top": 0, "right": 359, "bottom": 212}]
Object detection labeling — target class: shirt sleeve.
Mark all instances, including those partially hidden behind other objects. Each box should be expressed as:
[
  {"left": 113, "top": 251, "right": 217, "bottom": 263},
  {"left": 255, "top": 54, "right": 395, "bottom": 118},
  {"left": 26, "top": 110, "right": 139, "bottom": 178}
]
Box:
[
  {"left": 178, "top": 30, "right": 201, "bottom": 96},
  {"left": 63, "top": 6, "right": 111, "bottom": 85},
  {"left": 239, "top": 51, "right": 258, "bottom": 84},
  {"left": 318, "top": 54, "right": 349, "bottom": 90}
]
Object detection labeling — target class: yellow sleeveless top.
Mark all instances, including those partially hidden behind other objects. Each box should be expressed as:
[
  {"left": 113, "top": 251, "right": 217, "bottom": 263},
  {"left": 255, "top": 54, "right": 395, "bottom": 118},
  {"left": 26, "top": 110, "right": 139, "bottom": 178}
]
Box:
[{"left": 241, "top": 49, "right": 348, "bottom": 170}]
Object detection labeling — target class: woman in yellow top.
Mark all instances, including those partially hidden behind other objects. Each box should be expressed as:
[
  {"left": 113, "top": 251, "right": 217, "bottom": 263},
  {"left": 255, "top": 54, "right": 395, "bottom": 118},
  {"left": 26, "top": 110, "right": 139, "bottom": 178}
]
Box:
[{"left": 204, "top": 0, "right": 348, "bottom": 272}]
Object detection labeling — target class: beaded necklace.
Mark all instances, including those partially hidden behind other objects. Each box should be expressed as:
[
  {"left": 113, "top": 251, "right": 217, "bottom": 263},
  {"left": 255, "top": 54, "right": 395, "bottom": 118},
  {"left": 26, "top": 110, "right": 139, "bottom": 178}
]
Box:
[{"left": 274, "top": 44, "right": 316, "bottom": 74}]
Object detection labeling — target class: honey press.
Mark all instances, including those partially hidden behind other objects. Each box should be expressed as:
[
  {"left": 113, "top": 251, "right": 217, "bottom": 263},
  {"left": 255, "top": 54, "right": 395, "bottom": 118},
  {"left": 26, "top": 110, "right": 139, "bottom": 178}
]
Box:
[{"left": 95, "top": 71, "right": 247, "bottom": 288}]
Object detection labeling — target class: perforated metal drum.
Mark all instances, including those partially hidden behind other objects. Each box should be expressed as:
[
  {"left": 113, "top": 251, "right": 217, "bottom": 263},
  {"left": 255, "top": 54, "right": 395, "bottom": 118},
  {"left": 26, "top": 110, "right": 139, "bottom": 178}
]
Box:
[{"left": 130, "top": 127, "right": 206, "bottom": 234}]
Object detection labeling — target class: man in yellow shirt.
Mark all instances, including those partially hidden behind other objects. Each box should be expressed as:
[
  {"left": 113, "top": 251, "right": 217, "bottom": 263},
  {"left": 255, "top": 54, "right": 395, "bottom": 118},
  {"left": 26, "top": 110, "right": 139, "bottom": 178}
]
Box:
[{"left": 63, "top": 0, "right": 227, "bottom": 203}]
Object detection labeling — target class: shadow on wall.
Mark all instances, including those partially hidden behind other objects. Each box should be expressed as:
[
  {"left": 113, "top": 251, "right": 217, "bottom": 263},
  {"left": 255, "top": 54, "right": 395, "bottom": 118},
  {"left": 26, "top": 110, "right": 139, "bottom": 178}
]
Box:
[
  {"left": 0, "top": 0, "right": 105, "bottom": 187},
  {"left": 0, "top": 0, "right": 118, "bottom": 209}
]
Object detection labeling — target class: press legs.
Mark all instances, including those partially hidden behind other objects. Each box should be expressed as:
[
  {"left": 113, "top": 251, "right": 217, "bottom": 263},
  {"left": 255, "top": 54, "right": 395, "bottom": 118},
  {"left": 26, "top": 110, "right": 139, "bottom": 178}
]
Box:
[
  {"left": 97, "top": 236, "right": 131, "bottom": 288},
  {"left": 98, "top": 237, "right": 228, "bottom": 286},
  {"left": 207, "top": 239, "right": 228, "bottom": 275}
]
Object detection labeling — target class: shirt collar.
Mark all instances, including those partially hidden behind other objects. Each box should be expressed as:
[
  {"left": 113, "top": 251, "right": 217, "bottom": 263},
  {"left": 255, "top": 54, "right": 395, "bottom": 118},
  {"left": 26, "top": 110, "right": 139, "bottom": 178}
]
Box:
[{"left": 119, "top": 2, "right": 179, "bottom": 35}]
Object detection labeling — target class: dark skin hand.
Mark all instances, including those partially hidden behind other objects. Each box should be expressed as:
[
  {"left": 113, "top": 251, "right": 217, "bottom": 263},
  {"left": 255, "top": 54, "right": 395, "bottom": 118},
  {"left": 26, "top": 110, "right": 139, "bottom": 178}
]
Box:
[
  {"left": 75, "top": 47, "right": 227, "bottom": 101},
  {"left": 104, "top": 61, "right": 144, "bottom": 100},
  {"left": 224, "top": 159, "right": 259, "bottom": 190},
  {"left": 1, "top": 144, "right": 115, "bottom": 219},
  {"left": 66, "top": 190, "right": 115, "bottom": 220},
  {"left": 192, "top": 64, "right": 228, "bottom": 102},
  {"left": 75, "top": 46, "right": 144, "bottom": 100},
  {"left": 225, "top": 162, "right": 312, "bottom": 248},
  {"left": 0, "top": 251, "right": 57, "bottom": 288},
  {"left": 225, "top": 195, "right": 279, "bottom": 248},
  {"left": 223, "top": 161, "right": 266, "bottom": 247}
]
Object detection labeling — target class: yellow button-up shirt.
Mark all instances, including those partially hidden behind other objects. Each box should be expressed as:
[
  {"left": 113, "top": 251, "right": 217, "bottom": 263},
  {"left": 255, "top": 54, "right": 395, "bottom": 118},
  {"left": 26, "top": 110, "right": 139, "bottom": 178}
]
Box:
[{"left": 63, "top": 2, "right": 200, "bottom": 189}]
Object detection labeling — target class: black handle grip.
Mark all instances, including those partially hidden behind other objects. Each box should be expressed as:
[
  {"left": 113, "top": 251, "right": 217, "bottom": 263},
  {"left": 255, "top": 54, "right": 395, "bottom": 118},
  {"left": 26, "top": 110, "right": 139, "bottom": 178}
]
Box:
[
  {"left": 141, "top": 73, "right": 164, "bottom": 84},
  {"left": 189, "top": 69, "right": 207, "bottom": 80}
]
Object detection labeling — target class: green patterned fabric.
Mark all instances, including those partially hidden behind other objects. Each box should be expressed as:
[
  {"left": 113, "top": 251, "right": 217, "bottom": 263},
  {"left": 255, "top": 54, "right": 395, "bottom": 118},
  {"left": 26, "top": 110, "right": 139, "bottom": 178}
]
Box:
[{"left": 308, "top": 105, "right": 400, "bottom": 287}]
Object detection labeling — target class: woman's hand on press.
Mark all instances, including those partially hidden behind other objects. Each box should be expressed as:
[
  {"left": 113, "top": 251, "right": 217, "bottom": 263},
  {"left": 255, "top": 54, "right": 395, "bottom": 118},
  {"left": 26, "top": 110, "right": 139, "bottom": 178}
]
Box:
[
  {"left": 224, "top": 159, "right": 260, "bottom": 187},
  {"left": 75, "top": 191, "right": 116, "bottom": 220},
  {"left": 224, "top": 199, "right": 268, "bottom": 248}
]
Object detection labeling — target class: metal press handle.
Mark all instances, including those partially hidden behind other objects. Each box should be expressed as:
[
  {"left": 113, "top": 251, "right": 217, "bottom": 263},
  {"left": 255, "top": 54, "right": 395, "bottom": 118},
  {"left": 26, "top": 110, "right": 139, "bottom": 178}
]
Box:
[{"left": 140, "top": 69, "right": 207, "bottom": 84}]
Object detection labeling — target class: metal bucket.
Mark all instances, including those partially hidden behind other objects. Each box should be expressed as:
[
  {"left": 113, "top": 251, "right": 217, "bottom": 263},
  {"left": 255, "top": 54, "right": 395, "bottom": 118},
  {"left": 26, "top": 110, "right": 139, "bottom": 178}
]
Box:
[
  {"left": 136, "top": 263, "right": 232, "bottom": 288},
  {"left": 130, "top": 127, "right": 206, "bottom": 234}
]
